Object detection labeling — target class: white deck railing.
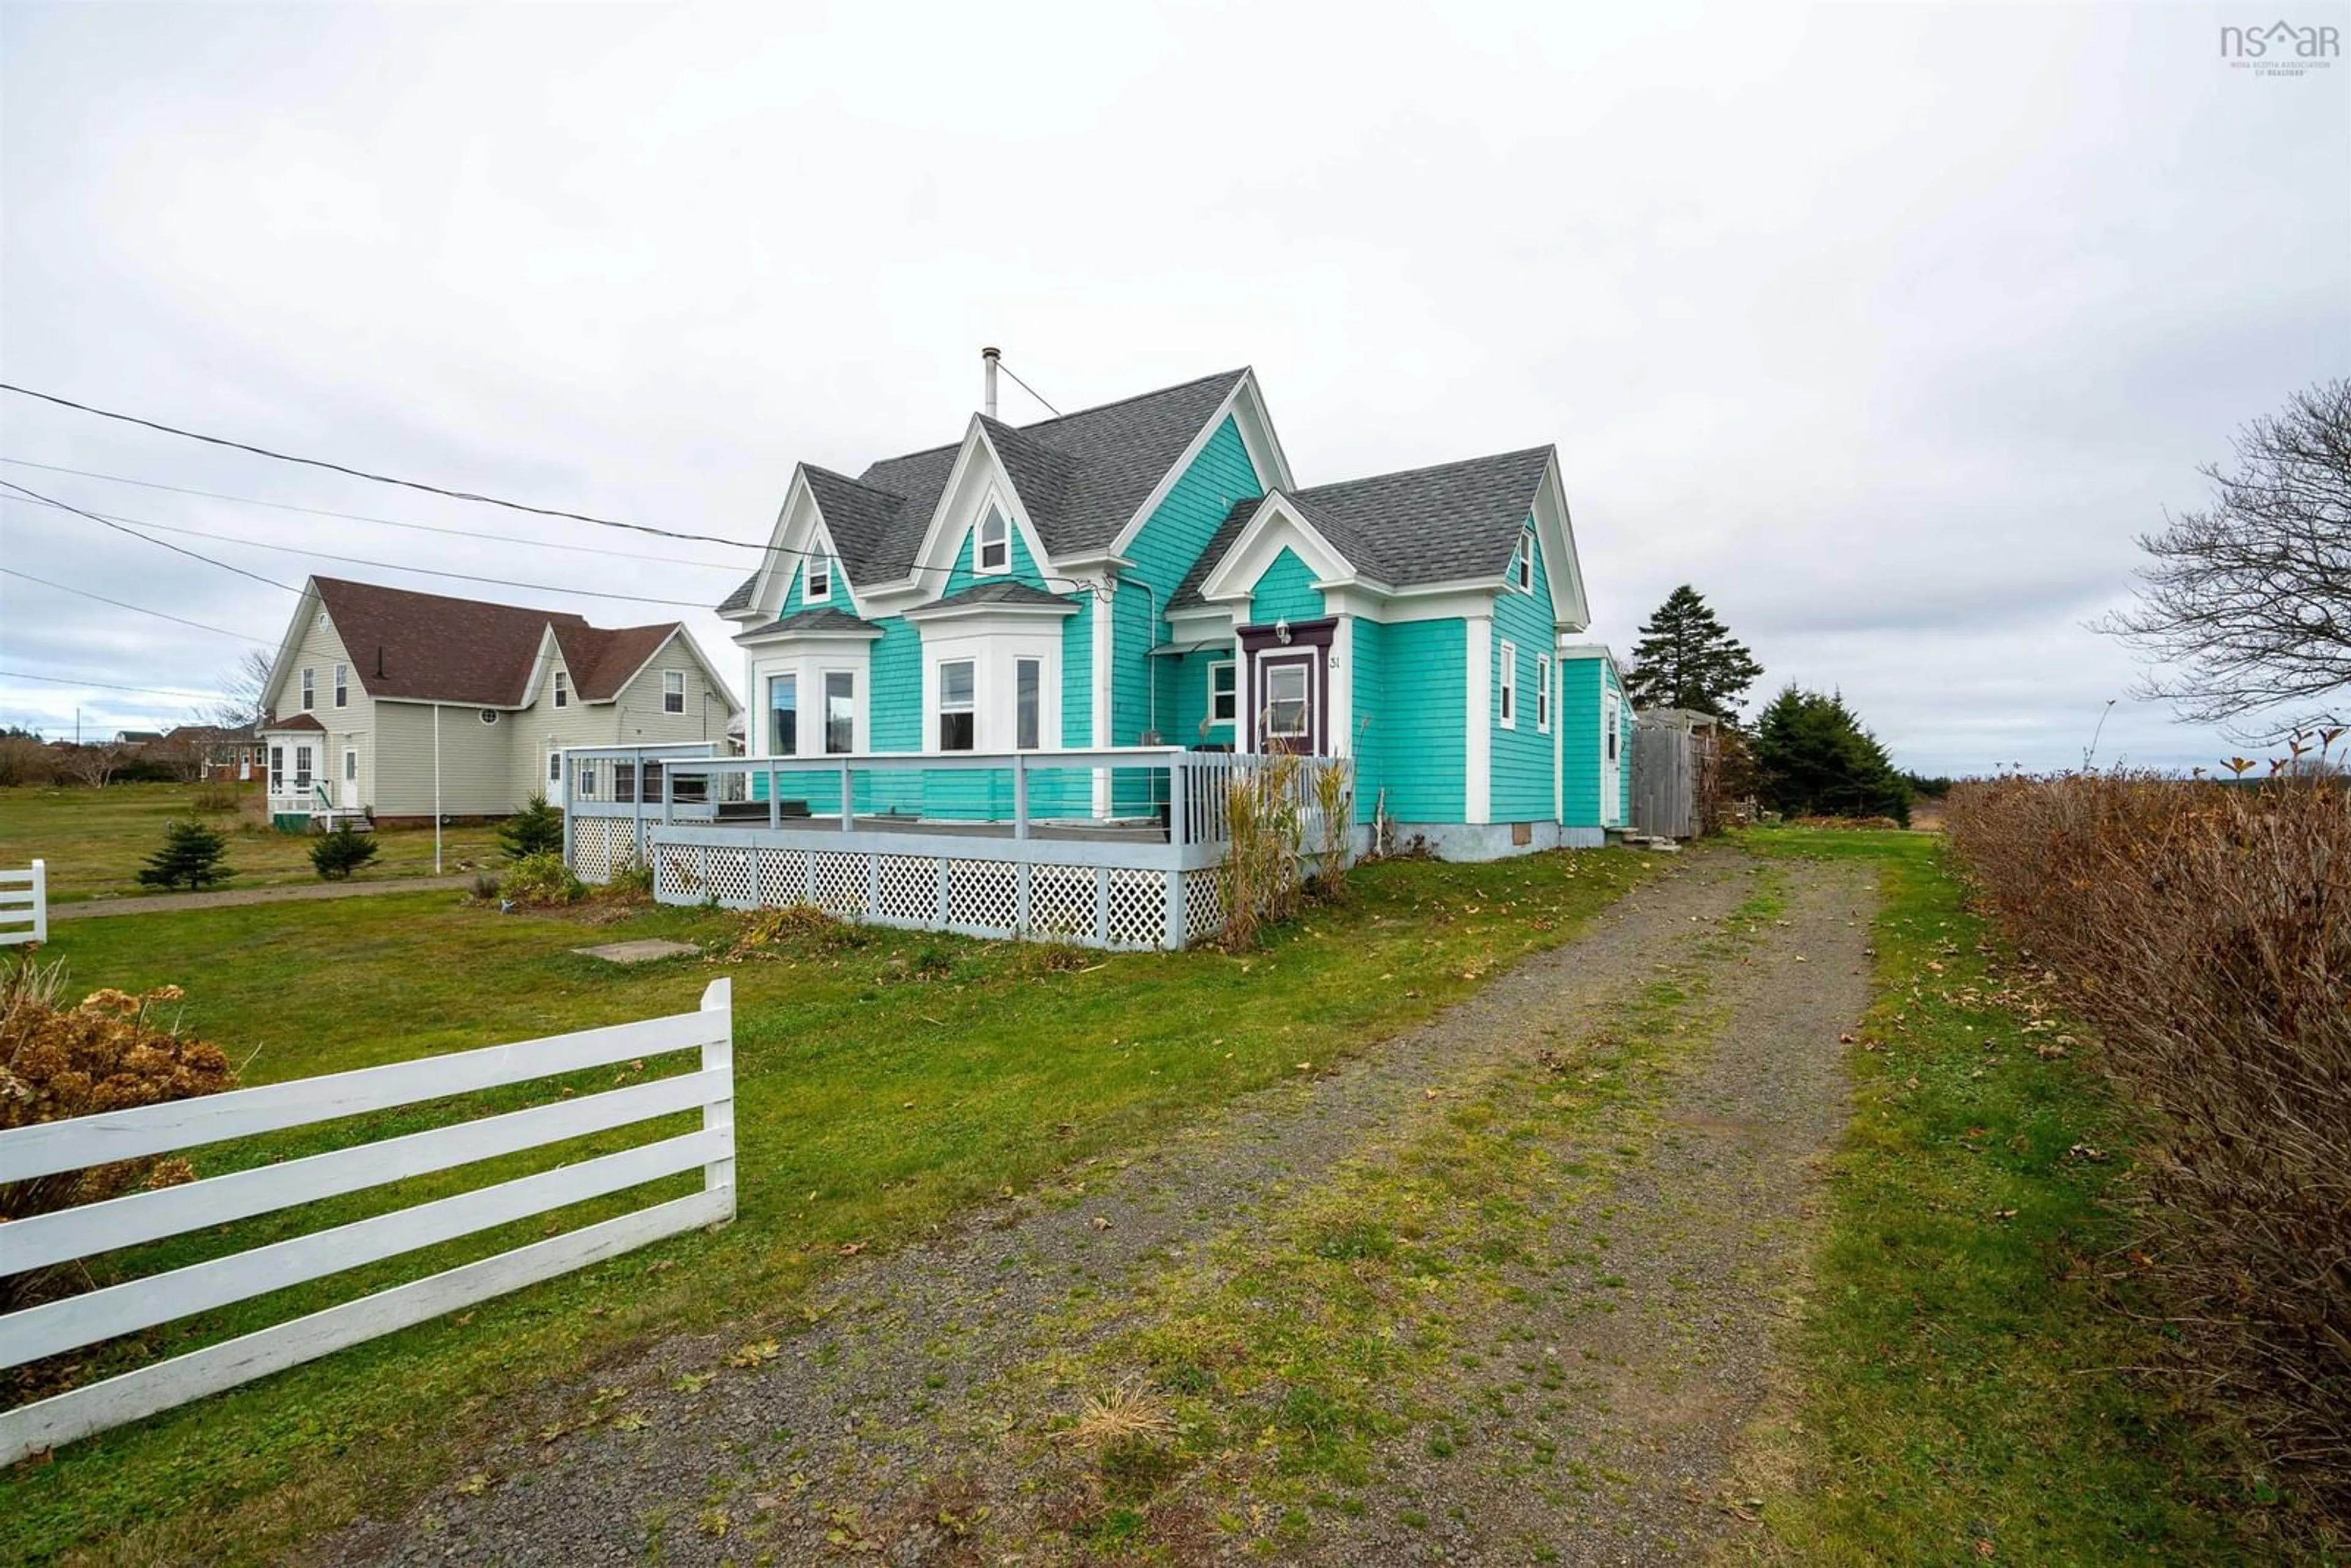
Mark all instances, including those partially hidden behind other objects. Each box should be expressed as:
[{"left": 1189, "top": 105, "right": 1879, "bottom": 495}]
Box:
[
  {"left": 0, "top": 861, "right": 45, "bottom": 947},
  {"left": 0, "top": 979, "right": 735, "bottom": 1463}
]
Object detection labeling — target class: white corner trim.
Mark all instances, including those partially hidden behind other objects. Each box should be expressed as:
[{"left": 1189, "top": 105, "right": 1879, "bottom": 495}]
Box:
[
  {"left": 1330, "top": 615, "right": 1355, "bottom": 757},
  {"left": 1090, "top": 574, "right": 1114, "bottom": 746},
  {"left": 1464, "top": 616, "right": 1492, "bottom": 825}
]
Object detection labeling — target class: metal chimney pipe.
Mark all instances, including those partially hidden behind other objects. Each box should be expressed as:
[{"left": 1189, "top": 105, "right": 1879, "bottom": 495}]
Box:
[{"left": 981, "top": 346, "right": 1000, "bottom": 419}]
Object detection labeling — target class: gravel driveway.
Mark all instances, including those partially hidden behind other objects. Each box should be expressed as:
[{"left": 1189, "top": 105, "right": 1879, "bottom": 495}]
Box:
[{"left": 323, "top": 846, "right": 1875, "bottom": 1567}]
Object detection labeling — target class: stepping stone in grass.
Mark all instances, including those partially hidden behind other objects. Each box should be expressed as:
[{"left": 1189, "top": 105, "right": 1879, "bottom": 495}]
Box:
[{"left": 572, "top": 939, "right": 701, "bottom": 965}]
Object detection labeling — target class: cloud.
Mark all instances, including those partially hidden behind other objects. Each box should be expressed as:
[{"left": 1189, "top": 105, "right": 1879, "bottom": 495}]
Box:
[{"left": 2, "top": 1, "right": 2343, "bottom": 770}]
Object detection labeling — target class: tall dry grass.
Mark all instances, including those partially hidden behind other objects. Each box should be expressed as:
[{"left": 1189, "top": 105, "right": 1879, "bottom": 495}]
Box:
[{"left": 1944, "top": 764, "right": 2350, "bottom": 1509}]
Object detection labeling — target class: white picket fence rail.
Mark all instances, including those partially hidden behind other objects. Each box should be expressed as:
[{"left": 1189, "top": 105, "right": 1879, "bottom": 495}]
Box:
[
  {"left": 0, "top": 978, "right": 735, "bottom": 1463},
  {"left": 0, "top": 860, "right": 45, "bottom": 946}
]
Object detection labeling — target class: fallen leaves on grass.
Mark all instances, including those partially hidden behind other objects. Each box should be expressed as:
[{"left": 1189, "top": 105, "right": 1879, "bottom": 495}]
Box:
[{"left": 727, "top": 1338, "right": 780, "bottom": 1368}]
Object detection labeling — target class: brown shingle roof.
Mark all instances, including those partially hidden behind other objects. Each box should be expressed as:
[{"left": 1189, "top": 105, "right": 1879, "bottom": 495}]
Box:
[{"left": 306, "top": 577, "right": 691, "bottom": 708}]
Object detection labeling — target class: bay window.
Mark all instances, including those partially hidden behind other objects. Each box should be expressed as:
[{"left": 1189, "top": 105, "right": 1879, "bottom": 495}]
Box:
[{"left": 938, "top": 660, "right": 976, "bottom": 751}]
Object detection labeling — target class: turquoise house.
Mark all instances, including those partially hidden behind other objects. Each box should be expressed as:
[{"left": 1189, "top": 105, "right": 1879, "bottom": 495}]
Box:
[{"left": 714, "top": 367, "right": 1630, "bottom": 859}]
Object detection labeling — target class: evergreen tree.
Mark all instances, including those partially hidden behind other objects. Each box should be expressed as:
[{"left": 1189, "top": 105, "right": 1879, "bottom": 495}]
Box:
[
  {"left": 1752, "top": 686, "right": 1911, "bottom": 825},
  {"left": 310, "top": 822, "right": 380, "bottom": 880},
  {"left": 137, "top": 818, "right": 233, "bottom": 890},
  {"left": 498, "top": 793, "right": 565, "bottom": 860},
  {"left": 1623, "top": 585, "right": 1763, "bottom": 720}
]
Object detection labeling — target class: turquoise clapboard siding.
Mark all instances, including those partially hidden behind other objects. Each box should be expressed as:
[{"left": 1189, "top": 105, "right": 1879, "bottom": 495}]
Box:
[
  {"left": 1556, "top": 656, "right": 1604, "bottom": 827},
  {"left": 1489, "top": 520, "right": 1557, "bottom": 822},
  {"left": 1359, "top": 618, "right": 1464, "bottom": 822},
  {"left": 1167, "top": 646, "right": 1235, "bottom": 748},
  {"left": 1248, "top": 547, "right": 1324, "bottom": 625}
]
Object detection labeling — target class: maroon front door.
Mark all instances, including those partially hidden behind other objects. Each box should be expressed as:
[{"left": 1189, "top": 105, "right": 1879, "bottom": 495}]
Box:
[{"left": 1238, "top": 618, "right": 1335, "bottom": 755}]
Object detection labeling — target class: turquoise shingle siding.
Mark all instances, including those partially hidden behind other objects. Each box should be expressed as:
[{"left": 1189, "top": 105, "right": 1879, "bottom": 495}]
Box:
[
  {"left": 1351, "top": 616, "right": 1385, "bottom": 801},
  {"left": 1114, "top": 416, "right": 1264, "bottom": 744},
  {"left": 1168, "top": 645, "right": 1237, "bottom": 748},
  {"left": 868, "top": 616, "right": 923, "bottom": 811},
  {"left": 1248, "top": 547, "right": 1324, "bottom": 625},
  {"left": 1557, "top": 657, "right": 1603, "bottom": 827},
  {"left": 1608, "top": 661, "right": 1632, "bottom": 823},
  {"left": 942, "top": 517, "right": 1051, "bottom": 598},
  {"left": 1489, "top": 522, "right": 1557, "bottom": 822},
  {"left": 1360, "top": 618, "right": 1464, "bottom": 822}
]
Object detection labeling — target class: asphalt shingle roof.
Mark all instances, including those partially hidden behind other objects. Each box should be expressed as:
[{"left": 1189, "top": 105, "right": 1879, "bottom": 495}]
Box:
[
  {"left": 294, "top": 577, "right": 691, "bottom": 710},
  {"left": 912, "top": 580, "right": 1079, "bottom": 614},
  {"left": 1171, "top": 448, "right": 1554, "bottom": 607},
  {"left": 726, "top": 370, "right": 1250, "bottom": 617},
  {"left": 739, "top": 608, "right": 879, "bottom": 637}
]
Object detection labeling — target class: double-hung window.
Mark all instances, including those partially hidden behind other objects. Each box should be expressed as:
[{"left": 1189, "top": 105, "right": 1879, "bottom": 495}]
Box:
[
  {"left": 553, "top": 670, "right": 569, "bottom": 708},
  {"left": 768, "top": 673, "right": 798, "bottom": 756},
  {"left": 824, "top": 671, "right": 855, "bottom": 754},
  {"left": 334, "top": 664, "right": 348, "bottom": 708},
  {"left": 1498, "top": 640, "right": 1518, "bottom": 729},
  {"left": 269, "top": 746, "right": 283, "bottom": 790},
  {"left": 300, "top": 669, "right": 315, "bottom": 711},
  {"left": 1535, "top": 656, "right": 1552, "bottom": 733},
  {"left": 293, "top": 744, "right": 314, "bottom": 789},
  {"left": 1265, "top": 663, "right": 1309, "bottom": 739},
  {"left": 1015, "top": 658, "right": 1041, "bottom": 749},
  {"left": 1209, "top": 660, "right": 1237, "bottom": 726},
  {"left": 938, "top": 661, "right": 976, "bottom": 751},
  {"left": 662, "top": 670, "right": 685, "bottom": 714},
  {"left": 806, "top": 553, "right": 830, "bottom": 602},
  {"left": 1516, "top": 527, "right": 1535, "bottom": 593},
  {"left": 977, "top": 506, "right": 1009, "bottom": 574}
]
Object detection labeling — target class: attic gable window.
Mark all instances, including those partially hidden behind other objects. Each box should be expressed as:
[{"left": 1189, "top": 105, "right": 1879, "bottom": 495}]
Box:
[
  {"left": 553, "top": 671, "right": 569, "bottom": 708},
  {"left": 301, "top": 669, "right": 315, "bottom": 711},
  {"left": 977, "top": 506, "right": 1010, "bottom": 574},
  {"left": 662, "top": 670, "right": 686, "bottom": 714},
  {"left": 333, "top": 665, "right": 348, "bottom": 708},
  {"left": 806, "top": 553, "right": 830, "bottom": 602},
  {"left": 1515, "top": 527, "right": 1535, "bottom": 593}
]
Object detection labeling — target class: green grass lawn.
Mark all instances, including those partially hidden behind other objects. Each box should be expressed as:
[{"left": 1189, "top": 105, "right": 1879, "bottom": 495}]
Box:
[
  {"left": 2, "top": 847, "right": 1661, "bottom": 1567},
  {"left": 0, "top": 782, "right": 503, "bottom": 902},
  {"left": 1731, "top": 828, "right": 2293, "bottom": 1564}
]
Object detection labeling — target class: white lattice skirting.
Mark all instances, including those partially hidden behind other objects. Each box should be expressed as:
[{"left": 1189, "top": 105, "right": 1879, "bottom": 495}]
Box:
[{"left": 628, "top": 837, "right": 1195, "bottom": 950}]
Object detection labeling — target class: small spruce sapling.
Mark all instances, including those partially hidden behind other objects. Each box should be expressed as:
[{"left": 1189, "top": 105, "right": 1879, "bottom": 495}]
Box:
[
  {"left": 309, "top": 822, "right": 380, "bottom": 880},
  {"left": 498, "top": 792, "right": 564, "bottom": 860},
  {"left": 137, "top": 818, "right": 233, "bottom": 891}
]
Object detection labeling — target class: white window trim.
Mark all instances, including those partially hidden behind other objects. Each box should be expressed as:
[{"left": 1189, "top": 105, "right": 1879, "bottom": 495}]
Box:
[
  {"left": 937, "top": 657, "right": 978, "bottom": 751},
  {"left": 333, "top": 664, "right": 348, "bottom": 708},
  {"left": 1516, "top": 527, "right": 1535, "bottom": 593},
  {"left": 1014, "top": 655, "right": 1043, "bottom": 751},
  {"left": 300, "top": 668, "right": 315, "bottom": 711},
  {"left": 767, "top": 671, "right": 799, "bottom": 757},
  {"left": 1262, "top": 660, "right": 1310, "bottom": 740},
  {"left": 822, "top": 668, "right": 857, "bottom": 756},
  {"left": 1535, "top": 655, "right": 1551, "bottom": 734},
  {"left": 806, "top": 553, "right": 830, "bottom": 602},
  {"left": 1498, "top": 639, "right": 1518, "bottom": 730},
  {"left": 976, "top": 503, "right": 1011, "bottom": 576},
  {"left": 662, "top": 669, "right": 686, "bottom": 714},
  {"left": 553, "top": 670, "right": 569, "bottom": 708},
  {"left": 1208, "top": 658, "right": 1237, "bottom": 726}
]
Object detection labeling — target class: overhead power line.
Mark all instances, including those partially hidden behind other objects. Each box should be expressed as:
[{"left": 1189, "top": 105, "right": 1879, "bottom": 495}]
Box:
[
  {"left": 997, "top": 359, "right": 1062, "bottom": 417},
  {"left": 1, "top": 491, "right": 723, "bottom": 610},
  {"left": 0, "top": 477, "right": 298, "bottom": 592},
  {"left": 0, "top": 381, "right": 764, "bottom": 552},
  {"left": 0, "top": 668, "right": 227, "bottom": 700},
  {"left": 0, "top": 566, "right": 269, "bottom": 644},
  {"left": 0, "top": 456, "right": 745, "bottom": 569}
]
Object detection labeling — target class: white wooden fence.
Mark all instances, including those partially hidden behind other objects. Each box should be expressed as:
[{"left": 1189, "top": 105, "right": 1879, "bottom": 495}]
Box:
[
  {"left": 0, "top": 978, "right": 735, "bottom": 1463},
  {"left": 0, "top": 860, "right": 45, "bottom": 946}
]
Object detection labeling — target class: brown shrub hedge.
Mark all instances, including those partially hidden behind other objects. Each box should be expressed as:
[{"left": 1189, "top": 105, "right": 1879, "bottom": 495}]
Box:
[{"left": 1944, "top": 770, "right": 2349, "bottom": 1514}]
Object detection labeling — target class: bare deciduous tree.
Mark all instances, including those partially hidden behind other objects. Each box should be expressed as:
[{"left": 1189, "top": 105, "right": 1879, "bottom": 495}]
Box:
[
  {"left": 206, "top": 648, "right": 277, "bottom": 732},
  {"left": 2102, "top": 379, "right": 2351, "bottom": 738},
  {"left": 57, "top": 741, "right": 127, "bottom": 789}
]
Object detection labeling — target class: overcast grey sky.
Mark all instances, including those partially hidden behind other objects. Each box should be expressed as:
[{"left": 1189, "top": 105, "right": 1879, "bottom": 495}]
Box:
[{"left": 2, "top": 1, "right": 2344, "bottom": 772}]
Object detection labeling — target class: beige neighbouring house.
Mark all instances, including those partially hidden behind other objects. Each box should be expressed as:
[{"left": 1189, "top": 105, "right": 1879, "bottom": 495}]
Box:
[{"left": 258, "top": 576, "right": 741, "bottom": 828}]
